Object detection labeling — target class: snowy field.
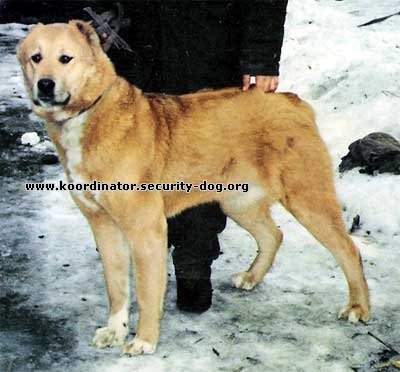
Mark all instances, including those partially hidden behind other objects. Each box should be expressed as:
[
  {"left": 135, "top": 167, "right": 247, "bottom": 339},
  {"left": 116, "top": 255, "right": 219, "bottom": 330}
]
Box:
[{"left": 1, "top": 0, "right": 400, "bottom": 371}]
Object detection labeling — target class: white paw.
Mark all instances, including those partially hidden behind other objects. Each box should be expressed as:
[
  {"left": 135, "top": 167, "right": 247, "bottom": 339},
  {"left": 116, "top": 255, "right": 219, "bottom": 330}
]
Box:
[
  {"left": 348, "top": 311, "right": 359, "bottom": 324},
  {"left": 232, "top": 271, "right": 256, "bottom": 290},
  {"left": 122, "top": 337, "right": 156, "bottom": 356},
  {"left": 92, "top": 325, "right": 128, "bottom": 348},
  {"left": 338, "top": 304, "right": 369, "bottom": 323}
]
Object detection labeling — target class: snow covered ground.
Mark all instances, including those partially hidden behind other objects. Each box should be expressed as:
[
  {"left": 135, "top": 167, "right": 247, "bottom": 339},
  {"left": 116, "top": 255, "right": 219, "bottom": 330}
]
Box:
[{"left": 1, "top": 0, "right": 400, "bottom": 371}]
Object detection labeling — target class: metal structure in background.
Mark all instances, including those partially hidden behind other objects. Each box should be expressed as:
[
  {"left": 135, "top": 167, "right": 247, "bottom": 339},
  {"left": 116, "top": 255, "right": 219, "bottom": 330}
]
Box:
[{"left": 84, "top": 3, "right": 133, "bottom": 52}]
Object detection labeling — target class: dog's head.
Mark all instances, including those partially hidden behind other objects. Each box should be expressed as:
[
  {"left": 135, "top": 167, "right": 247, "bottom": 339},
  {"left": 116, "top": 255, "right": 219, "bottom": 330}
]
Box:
[{"left": 17, "top": 20, "right": 116, "bottom": 122}]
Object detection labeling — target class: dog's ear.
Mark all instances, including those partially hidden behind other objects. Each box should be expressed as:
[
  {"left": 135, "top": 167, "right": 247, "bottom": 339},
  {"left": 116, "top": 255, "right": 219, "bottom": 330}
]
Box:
[{"left": 69, "top": 20, "right": 101, "bottom": 48}]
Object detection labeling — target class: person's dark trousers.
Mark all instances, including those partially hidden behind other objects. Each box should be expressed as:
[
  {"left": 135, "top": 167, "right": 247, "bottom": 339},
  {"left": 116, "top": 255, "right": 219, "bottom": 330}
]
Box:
[{"left": 169, "top": 203, "right": 227, "bottom": 278}]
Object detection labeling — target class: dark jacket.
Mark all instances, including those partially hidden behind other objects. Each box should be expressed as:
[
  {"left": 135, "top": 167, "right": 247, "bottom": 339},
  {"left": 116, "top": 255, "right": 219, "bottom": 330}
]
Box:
[
  {"left": 1, "top": 0, "right": 288, "bottom": 93},
  {"left": 107, "top": 1, "right": 289, "bottom": 93}
]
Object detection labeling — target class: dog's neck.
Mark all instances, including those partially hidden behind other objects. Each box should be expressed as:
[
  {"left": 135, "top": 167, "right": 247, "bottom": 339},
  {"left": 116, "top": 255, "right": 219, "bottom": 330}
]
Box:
[
  {"left": 74, "top": 93, "right": 103, "bottom": 119},
  {"left": 43, "top": 77, "right": 120, "bottom": 172}
]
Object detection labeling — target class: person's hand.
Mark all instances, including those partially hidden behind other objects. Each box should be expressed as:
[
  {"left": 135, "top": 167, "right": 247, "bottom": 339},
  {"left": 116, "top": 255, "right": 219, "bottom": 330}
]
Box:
[{"left": 242, "top": 75, "right": 279, "bottom": 92}]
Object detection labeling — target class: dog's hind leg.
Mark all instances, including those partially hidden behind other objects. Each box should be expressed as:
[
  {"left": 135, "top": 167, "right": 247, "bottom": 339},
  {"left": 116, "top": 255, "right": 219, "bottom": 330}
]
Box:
[
  {"left": 281, "top": 170, "right": 370, "bottom": 322},
  {"left": 86, "top": 211, "right": 131, "bottom": 348},
  {"left": 221, "top": 198, "right": 283, "bottom": 290}
]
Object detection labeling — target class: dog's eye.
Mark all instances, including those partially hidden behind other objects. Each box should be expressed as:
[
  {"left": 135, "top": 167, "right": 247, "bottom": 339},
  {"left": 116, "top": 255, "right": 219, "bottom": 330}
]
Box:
[
  {"left": 59, "top": 55, "right": 73, "bottom": 64},
  {"left": 31, "top": 53, "right": 42, "bottom": 63}
]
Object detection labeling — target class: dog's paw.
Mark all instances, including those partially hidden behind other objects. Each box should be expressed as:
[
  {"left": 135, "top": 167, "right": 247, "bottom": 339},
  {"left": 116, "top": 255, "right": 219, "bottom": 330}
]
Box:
[
  {"left": 232, "top": 271, "right": 257, "bottom": 291},
  {"left": 121, "top": 337, "right": 156, "bottom": 356},
  {"left": 338, "top": 304, "right": 370, "bottom": 323},
  {"left": 92, "top": 325, "right": 128, "bottom": 348}
]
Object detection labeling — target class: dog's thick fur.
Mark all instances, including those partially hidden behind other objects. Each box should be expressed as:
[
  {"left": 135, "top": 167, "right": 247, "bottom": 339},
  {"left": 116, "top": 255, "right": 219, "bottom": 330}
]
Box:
[{"left": 18, "top": 21, "right": 370, "bottom": 355}]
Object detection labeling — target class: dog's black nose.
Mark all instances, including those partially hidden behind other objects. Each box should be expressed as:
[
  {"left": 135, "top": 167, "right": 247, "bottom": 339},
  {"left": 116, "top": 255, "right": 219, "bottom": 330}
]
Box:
[{"left": 37, "top": 78, "right": 55, "bottom": 97}]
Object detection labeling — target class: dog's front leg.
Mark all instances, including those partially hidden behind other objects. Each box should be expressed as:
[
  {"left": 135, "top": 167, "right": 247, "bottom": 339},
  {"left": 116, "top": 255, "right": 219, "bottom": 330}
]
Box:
[
  {"left": 83, "top": 210, "right": 131, "bottom": 348},
  {"left": 115, "top": 197, "right": 168, "bottom": 356}
]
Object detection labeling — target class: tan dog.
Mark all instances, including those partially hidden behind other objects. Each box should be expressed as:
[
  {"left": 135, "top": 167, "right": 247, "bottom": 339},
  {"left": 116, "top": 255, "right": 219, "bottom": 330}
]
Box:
[{"left": 17, "top": 21, "right": 370, "bottom": 355}]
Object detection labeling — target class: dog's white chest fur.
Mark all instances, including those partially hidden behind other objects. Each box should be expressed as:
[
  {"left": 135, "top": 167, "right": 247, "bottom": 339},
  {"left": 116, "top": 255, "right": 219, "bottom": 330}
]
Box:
[{"left": 60, "top": 113, "right": 99, "bottom": 211}]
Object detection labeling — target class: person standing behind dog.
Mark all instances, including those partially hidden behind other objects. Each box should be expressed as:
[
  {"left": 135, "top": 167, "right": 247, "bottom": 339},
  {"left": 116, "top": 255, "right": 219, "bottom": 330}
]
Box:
[
  {"left": 89, "top": 0, "right": 289, "bottom": 314},
  {"left": 3, "top": 0, "right": 288, "bottom": 313}
]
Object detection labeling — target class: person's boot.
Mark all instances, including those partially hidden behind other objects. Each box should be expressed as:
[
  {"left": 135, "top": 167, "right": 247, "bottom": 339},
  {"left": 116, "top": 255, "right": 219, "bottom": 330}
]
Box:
[
  {"left": 176, "top": 276, "right": 213, "bottom": 313},
  {"left": 171, "top": 225, "right": 221, "bottom": 313}
]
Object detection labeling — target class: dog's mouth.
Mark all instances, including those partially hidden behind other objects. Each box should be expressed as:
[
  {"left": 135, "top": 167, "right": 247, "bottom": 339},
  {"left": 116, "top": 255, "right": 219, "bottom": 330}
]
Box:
[{"left": 33, "top": 94, "right": 71, "bottom": 107}]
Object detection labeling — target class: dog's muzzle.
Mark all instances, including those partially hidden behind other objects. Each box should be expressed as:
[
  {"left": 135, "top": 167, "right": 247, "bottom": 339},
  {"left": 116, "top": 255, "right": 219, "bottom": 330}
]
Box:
[{"left": 34, "top": 78, "right": 71, "bottom": 107}]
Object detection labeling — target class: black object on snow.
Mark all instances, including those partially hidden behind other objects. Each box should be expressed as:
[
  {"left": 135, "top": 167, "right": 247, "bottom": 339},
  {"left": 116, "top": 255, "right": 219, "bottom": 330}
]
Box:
[
  {"left": 350, "top": 215, "right": 361, "bottom": 233},
  {"left": 358, "top": 11, "right": 400, "bottom": 28},
  {"left": 339, "top": 132, "right": 400, "bottom": 175},
  {"left": 41, "top": 153, "right": 59, "bottom": 165}
]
